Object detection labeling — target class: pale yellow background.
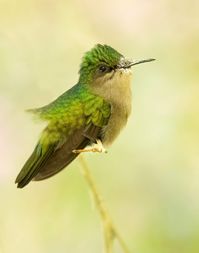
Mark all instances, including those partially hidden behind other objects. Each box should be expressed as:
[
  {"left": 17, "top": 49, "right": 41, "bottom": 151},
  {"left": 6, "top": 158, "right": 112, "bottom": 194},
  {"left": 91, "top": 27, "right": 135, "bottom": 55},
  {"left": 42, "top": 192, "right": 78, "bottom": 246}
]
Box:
[{"left": 0, "top": 1, "right": 199, "bottom": 252}]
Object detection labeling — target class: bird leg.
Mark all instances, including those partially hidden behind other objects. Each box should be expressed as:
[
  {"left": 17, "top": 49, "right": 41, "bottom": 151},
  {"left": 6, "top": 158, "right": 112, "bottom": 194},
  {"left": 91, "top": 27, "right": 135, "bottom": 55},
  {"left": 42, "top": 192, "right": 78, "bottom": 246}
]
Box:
[{"left": 73, "top": 139, "right": 107, "bottom": 154}]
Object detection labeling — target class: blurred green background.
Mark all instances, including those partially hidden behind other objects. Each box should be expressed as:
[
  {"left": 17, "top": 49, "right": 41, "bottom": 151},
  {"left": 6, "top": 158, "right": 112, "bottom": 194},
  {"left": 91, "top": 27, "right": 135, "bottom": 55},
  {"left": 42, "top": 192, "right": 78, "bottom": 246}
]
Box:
[{"left": 0, "top": 0, "right": 199, "bottom": 252}]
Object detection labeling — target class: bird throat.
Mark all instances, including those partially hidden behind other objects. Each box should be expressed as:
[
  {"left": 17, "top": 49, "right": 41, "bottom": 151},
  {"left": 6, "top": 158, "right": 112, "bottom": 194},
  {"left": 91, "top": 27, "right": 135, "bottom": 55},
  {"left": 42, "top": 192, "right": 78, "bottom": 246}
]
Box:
[{"left": 91, "top": 69, "right": 133, "bottom": 146}]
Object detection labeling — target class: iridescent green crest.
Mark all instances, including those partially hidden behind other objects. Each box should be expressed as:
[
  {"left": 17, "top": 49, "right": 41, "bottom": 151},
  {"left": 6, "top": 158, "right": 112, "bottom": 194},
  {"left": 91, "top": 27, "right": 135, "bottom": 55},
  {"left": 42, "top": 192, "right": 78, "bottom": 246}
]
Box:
[{"left": 79, "top": 44, "right": 123, "bottom": 83}]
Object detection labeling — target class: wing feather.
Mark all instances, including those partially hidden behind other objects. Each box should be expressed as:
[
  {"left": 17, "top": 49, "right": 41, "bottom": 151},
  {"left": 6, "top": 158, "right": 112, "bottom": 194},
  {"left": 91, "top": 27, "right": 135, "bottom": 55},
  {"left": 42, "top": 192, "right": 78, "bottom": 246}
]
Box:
[
  {"left": 33, "top": 124, "right": 101, "bottom": 181},
  {"left": 15, "top": 124, "right": 101, "bottom": 187}
]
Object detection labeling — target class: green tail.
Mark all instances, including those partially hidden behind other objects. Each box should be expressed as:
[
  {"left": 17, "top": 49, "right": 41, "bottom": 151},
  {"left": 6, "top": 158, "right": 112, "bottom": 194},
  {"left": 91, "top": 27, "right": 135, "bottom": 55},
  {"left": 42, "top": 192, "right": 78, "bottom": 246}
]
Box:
[{"left": 15, "top": 142, "right": 56, "bottom": 188}]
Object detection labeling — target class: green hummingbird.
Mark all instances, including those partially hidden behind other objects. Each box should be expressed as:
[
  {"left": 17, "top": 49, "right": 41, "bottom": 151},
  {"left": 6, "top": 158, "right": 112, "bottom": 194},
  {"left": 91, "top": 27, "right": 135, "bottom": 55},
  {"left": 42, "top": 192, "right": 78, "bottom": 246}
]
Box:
[{"left": 15, "top": 44, "right": 155, "bottom": 188}]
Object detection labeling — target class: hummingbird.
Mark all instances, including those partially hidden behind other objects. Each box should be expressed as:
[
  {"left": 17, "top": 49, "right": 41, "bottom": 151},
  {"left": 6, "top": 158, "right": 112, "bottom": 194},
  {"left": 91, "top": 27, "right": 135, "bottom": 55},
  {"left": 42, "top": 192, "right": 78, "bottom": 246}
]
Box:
[{"left": 15, "top": 44, "right": 155, "bottom": 188}]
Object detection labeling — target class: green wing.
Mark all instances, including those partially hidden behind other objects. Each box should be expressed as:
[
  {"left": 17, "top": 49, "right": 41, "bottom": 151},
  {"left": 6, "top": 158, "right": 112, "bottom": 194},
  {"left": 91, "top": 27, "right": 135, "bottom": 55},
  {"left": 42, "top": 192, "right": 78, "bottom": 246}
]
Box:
[{"left": 16, "top": 84, "right": 111, "bottom": 188}]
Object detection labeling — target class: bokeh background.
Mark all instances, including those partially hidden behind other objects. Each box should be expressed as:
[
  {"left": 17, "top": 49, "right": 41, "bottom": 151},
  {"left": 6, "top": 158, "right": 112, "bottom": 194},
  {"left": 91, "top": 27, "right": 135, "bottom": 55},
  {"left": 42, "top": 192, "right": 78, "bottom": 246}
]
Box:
[{"left": 0, "top": 0, "right": 199, "bottom": 252}]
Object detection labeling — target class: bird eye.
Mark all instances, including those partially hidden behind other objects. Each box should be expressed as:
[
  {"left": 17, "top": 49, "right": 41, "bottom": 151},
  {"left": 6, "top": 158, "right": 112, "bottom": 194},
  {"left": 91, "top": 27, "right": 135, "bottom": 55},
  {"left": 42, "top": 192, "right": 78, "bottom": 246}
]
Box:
[{"left": 99, "top": 65, "right": 108, "bottom": 73}]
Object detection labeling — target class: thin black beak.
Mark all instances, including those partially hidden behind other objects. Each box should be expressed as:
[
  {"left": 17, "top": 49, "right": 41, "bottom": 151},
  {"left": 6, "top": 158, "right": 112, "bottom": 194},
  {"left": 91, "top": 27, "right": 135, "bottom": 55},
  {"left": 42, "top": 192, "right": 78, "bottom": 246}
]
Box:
[{"left": 125, "top": 58, "right": 156, "bottom": 68}]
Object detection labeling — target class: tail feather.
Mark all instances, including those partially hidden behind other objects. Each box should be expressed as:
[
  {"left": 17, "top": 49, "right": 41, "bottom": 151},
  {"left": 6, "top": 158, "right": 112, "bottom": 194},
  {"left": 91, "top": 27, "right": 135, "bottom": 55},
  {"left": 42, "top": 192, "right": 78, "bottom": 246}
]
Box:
[{"left": 15, "top": 143, "right": 56, "bottom": 188}]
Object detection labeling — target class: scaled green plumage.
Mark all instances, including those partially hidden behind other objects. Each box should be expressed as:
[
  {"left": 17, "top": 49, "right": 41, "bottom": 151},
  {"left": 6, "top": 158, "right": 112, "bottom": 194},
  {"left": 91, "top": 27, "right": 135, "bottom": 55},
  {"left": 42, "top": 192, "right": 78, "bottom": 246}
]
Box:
[
  {"left": 79, "top": 44, "right": 122, "bottom": 83},
  {"left": 16, "top": 83, "right": 111, "bottom": 187}
]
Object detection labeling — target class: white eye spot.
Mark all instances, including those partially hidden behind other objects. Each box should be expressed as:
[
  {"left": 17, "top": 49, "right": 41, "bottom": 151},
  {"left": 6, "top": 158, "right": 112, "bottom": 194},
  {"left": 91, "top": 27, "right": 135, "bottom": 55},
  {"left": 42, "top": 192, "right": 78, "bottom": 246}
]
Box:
[{"left": 99, "top": 65, "right": 108, "bottom": 73}]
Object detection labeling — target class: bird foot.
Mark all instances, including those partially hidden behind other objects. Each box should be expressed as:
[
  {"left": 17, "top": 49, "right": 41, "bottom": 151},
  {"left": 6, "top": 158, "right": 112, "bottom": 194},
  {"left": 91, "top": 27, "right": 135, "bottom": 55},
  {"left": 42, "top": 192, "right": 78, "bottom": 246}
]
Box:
[{"left": 73, "top": 140, "right": 107, "bottom": 154}]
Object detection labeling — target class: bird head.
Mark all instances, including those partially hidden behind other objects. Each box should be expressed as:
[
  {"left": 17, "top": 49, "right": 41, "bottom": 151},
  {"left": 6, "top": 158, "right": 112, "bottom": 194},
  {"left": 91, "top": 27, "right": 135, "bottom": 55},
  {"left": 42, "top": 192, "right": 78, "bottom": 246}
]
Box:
[{"left": 79, "top": 44, "right": 155, "bottom": 85}]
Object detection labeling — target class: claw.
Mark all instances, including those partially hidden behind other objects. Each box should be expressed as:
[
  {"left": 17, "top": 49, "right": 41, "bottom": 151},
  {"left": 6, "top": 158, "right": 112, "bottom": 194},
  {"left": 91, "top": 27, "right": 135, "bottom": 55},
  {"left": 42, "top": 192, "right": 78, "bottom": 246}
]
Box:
[{"left": 73, "top": 139, "right": 107, "bottom": 154}]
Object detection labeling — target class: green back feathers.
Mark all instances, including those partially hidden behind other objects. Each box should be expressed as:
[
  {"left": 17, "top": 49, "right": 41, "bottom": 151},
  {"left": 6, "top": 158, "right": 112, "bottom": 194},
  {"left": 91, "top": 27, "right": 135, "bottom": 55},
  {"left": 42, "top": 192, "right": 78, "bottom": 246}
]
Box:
[
  {"left": 26, "top": 84, "right": 111, "bottom": 147},
  {"left": 27, "top": 84, "right": 110, "bottom": 126},
  {"left": 79, "top": 44, "right": 123, "bottom": 83}
]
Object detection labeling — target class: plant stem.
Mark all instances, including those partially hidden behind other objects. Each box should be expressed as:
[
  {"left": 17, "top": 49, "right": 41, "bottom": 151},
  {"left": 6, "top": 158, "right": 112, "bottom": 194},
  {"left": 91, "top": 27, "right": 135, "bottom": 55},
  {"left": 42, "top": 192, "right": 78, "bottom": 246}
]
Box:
[{"left": 79, "top": 155, "right": 130, "bottom": 253}]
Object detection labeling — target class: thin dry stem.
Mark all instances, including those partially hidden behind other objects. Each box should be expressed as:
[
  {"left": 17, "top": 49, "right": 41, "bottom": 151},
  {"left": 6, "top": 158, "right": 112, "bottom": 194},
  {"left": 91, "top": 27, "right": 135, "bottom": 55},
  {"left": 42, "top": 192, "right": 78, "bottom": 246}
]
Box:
[{"left": 79, "top": 155, "right": 130, "bottom": 253}]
